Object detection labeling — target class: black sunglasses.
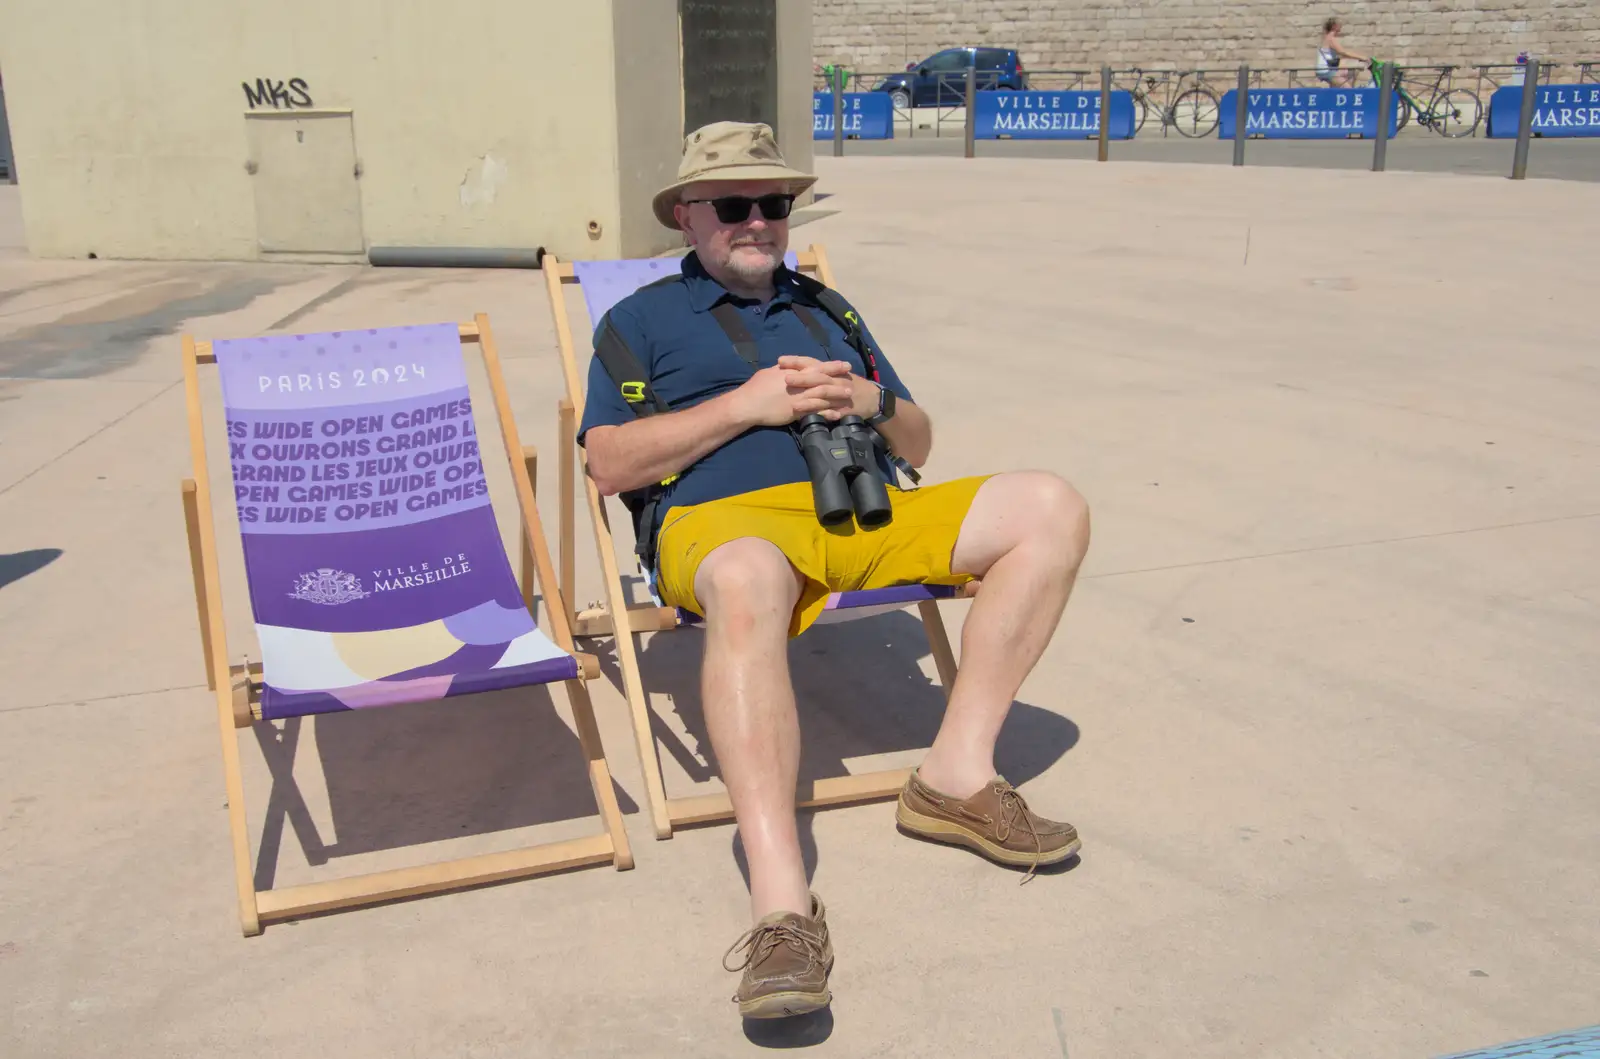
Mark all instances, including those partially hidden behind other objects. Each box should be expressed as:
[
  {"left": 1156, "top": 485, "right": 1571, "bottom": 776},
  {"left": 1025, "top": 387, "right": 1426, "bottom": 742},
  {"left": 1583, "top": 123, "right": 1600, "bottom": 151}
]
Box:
[{"left": 682, "top": 193, "right": 795, "bottom": 224}]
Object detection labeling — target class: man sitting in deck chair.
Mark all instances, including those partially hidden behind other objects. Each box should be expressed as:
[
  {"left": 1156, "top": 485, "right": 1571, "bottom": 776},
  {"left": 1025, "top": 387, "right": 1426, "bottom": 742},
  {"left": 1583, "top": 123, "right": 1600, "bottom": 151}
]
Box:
[{"left": 578, "top": 121, "right": 1092, "bottom": 1018}]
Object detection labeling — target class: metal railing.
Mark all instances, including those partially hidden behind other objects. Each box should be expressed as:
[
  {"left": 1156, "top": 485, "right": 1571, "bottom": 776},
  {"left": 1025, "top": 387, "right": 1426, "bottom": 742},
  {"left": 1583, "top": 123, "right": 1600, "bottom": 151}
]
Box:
[{"left": 812, "top": 56, "right": 1599, "bottom": 147}]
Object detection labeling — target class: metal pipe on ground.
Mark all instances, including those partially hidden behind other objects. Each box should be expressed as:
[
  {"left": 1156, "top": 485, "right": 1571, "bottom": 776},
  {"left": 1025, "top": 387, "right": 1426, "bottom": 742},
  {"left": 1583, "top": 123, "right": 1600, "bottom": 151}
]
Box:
[
  {"left": 1097, "top": 65, "right": 1111, "bottom": 161},
  {"left": 368, "top": 247, "right": 546, "bottom": 269},
  {"left": 964, "top": 65, "right": 977, "bottom": 158},
  {"left": 832, "top": 67, "right": 845, "bottom": 157},
  {"left": 1372, "top": 61, "right": 1395, "bottom": 172},
  {"left": 1233, "top": 65, "right": 1249, "bottom": 166},
  {"left": 1512, "top": 56, "right": 1540, "bottom": 180}
]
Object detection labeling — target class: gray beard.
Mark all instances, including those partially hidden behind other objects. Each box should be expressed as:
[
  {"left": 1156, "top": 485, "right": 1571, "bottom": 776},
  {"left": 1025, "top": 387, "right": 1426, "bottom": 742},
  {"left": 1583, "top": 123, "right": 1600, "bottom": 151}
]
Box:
[{"left": 722, "top": 245, "right": 782, "bottom": 285}]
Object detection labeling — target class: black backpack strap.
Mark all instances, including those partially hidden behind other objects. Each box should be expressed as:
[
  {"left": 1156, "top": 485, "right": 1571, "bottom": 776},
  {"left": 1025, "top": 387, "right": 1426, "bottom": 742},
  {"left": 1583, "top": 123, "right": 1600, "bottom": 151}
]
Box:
[
  {"left": 707, "top": 303, "right": 761, "bottom": 368},
  {"left": 593, "top": 314, "right": 670, "bottom": 416},
  {"left": 588, "top": 270, "right": 692, "bottom": 417},
  {"left": 790, "top": 305, "right": 834, "bottom": 354},
  {"left": 588, "top": 310, "right": 674, "bottom": 569},
  {"left": 787, "top": 272, "right": 882, "bottom": 384}
]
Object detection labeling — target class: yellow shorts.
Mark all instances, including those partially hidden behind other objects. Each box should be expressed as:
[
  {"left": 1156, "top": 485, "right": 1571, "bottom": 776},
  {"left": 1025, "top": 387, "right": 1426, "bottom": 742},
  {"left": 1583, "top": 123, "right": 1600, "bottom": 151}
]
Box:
[{"left": 653, "top": 475, "right": 992, "bottom": 638}]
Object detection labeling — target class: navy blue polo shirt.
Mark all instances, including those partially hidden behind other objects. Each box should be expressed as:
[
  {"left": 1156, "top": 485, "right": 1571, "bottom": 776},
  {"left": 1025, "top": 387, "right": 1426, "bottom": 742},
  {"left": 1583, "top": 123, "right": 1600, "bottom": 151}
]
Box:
[{"left": 577, "top": 252, "right": 915, "bottom": 528}]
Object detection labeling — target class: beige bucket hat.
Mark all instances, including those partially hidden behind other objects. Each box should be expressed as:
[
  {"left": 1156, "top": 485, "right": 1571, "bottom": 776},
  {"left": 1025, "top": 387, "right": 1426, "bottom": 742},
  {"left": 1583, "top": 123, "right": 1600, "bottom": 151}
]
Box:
[{"left": 652, "top": 121, "right": 818, "bottom": 231}]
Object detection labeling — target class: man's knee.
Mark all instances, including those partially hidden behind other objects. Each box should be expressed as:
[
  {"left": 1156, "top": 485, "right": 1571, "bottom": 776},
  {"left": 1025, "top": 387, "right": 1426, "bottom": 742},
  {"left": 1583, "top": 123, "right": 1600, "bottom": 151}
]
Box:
[
  {"left": 695, "top": 538, "right": 803, "bottom": 622},
  {"left": 1008, "top": 471, "right": 1090, "bottom": 564}
]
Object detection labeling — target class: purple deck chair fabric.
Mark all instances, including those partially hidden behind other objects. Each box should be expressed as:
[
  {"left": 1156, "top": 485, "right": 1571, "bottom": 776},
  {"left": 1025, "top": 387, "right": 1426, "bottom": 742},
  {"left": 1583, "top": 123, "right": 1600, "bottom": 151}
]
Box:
[
  {"left": 215, "top": 323, "right": 578, "bottom": 721},
  {"left": 572, "top": 256, "right": 962, "bottom": 626}
]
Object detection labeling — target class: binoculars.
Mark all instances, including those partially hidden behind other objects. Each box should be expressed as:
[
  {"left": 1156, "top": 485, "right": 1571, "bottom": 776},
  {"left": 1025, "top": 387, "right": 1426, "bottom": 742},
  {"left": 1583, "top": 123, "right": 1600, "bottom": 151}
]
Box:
[{"left": 792, "top": 413, "right": 893, "bottom": 528}]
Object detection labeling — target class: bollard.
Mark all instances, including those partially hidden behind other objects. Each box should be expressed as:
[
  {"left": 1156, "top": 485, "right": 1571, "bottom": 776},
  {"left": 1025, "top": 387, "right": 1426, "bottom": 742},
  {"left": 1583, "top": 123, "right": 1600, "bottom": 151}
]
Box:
[
  {"left": 1372, "top": 61, "right": 1395, "bottom": 171},
  {"left": 1512, "top": 56, "right": 1539, "bottom": 179},
  {"left": 0, "top": 85, "right": 14, "bottom": 185},
  {"left": 1097, "top": 65, "right": 1112, "bottom": 161},
  {"left": 964, "top": 65, "right": 976, "bottom": 158},
  {"left": 1233, "top": 65, "right": 1248, "bottom": 166},
  {"left": 832, "top": 67, "right": 845, "bottom": 157}
]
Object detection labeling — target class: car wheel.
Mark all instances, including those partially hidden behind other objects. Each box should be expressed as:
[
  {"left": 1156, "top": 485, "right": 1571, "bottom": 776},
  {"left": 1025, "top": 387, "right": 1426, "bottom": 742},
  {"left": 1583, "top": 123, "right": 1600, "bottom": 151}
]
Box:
[{"left": 889, "top": 89, "right": 911, "bottom": 110}]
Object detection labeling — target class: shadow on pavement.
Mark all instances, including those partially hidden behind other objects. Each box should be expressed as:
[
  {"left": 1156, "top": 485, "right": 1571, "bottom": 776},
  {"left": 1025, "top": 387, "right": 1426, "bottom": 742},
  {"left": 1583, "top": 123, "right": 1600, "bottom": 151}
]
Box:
[
  {"left": 250, "top": 683, "right": 638, "bottom": 891},
  {"left": 620, "top": 607, "right": 1079, "bottom": 889},
  {"left": 0, "top": 548, "right": 62, "bottom": 590}
]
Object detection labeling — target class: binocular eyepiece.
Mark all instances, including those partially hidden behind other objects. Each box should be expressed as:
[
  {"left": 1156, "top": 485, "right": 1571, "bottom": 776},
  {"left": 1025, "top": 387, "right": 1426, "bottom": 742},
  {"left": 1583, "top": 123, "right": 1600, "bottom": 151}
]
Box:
[{"left": 792, "top": 413, "right": 893, "bottom": 528}]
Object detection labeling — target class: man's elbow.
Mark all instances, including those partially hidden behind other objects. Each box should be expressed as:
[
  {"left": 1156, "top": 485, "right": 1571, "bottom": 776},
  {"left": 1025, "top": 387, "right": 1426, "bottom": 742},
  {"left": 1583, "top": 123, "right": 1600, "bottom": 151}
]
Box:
[
  {"left": 580, "top": 434, "right": 624, "bottom": 495},
  {"left": 903, "top": 416, "right": 934, "bottom": 468},
  {"left": 585, "top": 458, "right": 625, "bottom": 496}
]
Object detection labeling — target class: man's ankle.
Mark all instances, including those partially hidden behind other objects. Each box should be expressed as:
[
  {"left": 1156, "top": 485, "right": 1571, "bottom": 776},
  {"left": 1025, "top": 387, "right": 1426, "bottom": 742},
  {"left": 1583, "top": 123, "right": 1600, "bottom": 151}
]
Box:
[
  {"left": 911, "top": 760, "right": 995, "bottom": 802},
  {"left": 750, "top": 885, "right": 814, "bottom": 923}
]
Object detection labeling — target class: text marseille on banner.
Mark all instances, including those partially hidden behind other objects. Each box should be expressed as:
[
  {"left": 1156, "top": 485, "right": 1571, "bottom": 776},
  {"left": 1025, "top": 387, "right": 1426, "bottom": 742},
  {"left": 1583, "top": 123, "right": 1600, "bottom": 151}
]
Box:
[
  {"left": 1218, "top": 87, "right": 1398, "bottom": 139},
  {"left": 973, "top": 89, "right": 1136, "bottom": 139}
]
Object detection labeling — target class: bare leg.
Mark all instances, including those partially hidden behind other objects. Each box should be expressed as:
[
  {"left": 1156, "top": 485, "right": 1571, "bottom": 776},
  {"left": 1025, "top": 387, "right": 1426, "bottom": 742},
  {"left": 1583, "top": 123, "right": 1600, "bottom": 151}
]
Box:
[
  {"left": 695, "top": 537, "right": 811, "bottom": 922},
  {"left": 916, "top": 471, "right": 1091, "bottom": 798}
]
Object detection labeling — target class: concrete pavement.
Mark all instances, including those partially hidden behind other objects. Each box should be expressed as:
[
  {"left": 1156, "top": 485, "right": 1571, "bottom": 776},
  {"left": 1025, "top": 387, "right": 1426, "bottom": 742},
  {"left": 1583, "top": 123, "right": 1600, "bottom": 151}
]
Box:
[{"left": 0, "top": 154, "right": 1597, "bottom": 1059}]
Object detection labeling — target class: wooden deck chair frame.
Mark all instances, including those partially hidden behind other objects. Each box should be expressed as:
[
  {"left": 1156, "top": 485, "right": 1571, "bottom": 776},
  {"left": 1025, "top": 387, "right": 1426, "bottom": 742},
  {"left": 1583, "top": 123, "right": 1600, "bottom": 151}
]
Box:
[
  {"left": 180, "top": 313, "right": 632, "bottom": 936},
  {"left": 542, "top": 245, "right": 967, "bottom": 841}
]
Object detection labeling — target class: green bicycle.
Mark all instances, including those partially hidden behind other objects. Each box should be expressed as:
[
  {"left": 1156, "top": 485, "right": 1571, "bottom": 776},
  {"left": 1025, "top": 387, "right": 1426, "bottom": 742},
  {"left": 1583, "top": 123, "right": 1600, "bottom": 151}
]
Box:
[{"left": 1367, "top": 59, "right": 1482, "bottom": 137}]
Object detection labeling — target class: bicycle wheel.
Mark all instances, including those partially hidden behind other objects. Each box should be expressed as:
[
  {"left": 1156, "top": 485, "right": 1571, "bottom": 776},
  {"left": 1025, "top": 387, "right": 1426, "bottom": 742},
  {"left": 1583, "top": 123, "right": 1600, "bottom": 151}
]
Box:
[
  {"left": 1171, "top": 87, "right": 1219, "bottom": 137},
  {"left": 1386, "top": 90, "right": 1410, "bottom": 133},
  {"left": 1130, "top": 90, "right": 1149, "bottom": 134},
  {"left": 1433, "top": 88, "right": 1482, "bottom": 137}
]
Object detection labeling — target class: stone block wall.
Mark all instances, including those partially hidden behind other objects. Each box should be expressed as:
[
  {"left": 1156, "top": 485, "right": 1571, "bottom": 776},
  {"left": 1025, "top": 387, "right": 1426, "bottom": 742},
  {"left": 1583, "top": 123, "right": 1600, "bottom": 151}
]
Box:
[{"left": 813, "top": 0, "right": 1600, "bottom": 74}]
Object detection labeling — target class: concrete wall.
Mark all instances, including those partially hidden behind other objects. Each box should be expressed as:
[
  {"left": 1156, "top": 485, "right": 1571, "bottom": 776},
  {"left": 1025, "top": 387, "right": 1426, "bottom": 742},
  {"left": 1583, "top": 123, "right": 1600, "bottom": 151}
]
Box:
[
  {"left": 813, "top": 0, "right": 1600, "bottom": 72},
  {"left": 0, "top": 0, "right": 816, "bottom": 262},
  {"left": 777, "top": 0, "right": 817, "bottom": 193},
  {"left": 613, "top": 3, "right": 689, "bottom": 260}
]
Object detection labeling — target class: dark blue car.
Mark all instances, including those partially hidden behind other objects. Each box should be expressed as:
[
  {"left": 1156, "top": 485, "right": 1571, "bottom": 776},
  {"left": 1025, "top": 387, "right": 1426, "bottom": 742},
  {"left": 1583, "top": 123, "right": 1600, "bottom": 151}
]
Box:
[{"left": 874, "top": 47, "right": 1028, "bottom": 109}]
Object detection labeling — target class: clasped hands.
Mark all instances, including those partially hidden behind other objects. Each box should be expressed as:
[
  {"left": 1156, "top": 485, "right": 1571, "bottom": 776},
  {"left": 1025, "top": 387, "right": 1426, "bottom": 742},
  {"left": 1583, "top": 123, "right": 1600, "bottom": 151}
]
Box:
[{"left": 729, "top": 355, "right": 880, "bottom": 429}]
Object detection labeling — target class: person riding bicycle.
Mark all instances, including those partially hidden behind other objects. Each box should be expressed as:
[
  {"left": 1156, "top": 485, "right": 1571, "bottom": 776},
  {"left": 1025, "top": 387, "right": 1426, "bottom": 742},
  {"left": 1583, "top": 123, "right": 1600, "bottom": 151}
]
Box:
[{"left": 1317, "top": 17, "right": 1369, "bottom": 87}]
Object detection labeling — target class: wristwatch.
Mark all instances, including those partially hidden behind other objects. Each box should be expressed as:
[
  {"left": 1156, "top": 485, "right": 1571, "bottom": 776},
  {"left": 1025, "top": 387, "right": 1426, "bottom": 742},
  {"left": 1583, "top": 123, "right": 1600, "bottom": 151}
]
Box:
[{"left": 866, "top": 384, "right": 896, "bottom": 426}]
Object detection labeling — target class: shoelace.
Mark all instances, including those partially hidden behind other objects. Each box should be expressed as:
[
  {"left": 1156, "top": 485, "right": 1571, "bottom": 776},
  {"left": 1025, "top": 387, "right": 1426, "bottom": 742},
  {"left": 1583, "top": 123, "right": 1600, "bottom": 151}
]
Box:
[
  {"left": 994, "top": 784, "right": 1045, "bottom": 884},
  {"left": 722, "top": 920, "right": 826, "bottom": 975}
]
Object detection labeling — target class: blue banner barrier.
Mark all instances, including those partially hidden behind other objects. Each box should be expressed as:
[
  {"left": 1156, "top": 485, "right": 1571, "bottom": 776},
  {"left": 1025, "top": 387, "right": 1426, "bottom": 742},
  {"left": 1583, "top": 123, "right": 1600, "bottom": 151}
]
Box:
[
  {"left": 1487, "top": 83, "right": 1600, "bottom": 137},
  {"left": 1219, "top": 88, "right": 1398, "bottom": 139},
  {"left": 974, "top": 90, "right": 1136, "bottom": 140},
  {"left": 812, "top": 93, "right": 894, "bottom": 140}
]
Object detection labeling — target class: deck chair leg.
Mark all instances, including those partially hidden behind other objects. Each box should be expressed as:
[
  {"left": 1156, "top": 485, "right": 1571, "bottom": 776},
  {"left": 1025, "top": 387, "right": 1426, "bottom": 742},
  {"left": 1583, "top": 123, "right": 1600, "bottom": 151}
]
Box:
[
  {"left": 181, "top": 480, "right": 217, "bottom": 692},
  {"left": 180, "top": 339, "right": 263, "bottom": 934},
  {"left": 560, "top": 678, "right": 634, "bottom": 870},
  {"left": 216, "top": 680, "right": 262, "bottom": 935},
  {"left": 614, "top": 610, "right": 673, "bottom": 840},
  {"left": 917, "top": 599, "right": 960, "bottom": 702},
  {"left": 558, "top": 400, "right": 577, "bottom": 630},
  {"left": 583, "top": 469, "right": 674, "bottom": 840}
]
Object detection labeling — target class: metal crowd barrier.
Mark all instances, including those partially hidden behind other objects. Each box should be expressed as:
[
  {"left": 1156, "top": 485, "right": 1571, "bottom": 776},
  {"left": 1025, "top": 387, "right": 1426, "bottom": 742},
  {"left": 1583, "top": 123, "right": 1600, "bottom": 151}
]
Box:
[{"left": 812, "top": 55, "right": 1598, "bottom": 175}]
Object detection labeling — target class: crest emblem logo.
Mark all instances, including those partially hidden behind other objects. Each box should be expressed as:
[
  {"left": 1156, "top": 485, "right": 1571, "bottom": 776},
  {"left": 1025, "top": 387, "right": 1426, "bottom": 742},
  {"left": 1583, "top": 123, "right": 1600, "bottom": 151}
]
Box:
[{"left": 288, "top": 568, "right": 370, "bottom": 606}]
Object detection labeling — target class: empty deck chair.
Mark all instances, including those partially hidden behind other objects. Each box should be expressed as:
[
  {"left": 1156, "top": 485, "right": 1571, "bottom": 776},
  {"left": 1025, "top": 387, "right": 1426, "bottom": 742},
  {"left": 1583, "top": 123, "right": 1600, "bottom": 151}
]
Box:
[
  {"left": 541, "top": 245, "right": 973, "bottom": 840},
  {"left": 179, "top": 314, "right": 631, "bottom": 935}
]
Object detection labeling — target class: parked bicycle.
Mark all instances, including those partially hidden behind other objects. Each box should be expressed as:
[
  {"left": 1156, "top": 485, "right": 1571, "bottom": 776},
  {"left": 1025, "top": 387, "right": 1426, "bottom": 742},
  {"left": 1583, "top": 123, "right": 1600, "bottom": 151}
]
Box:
[
  {"left": 1368, "top": 59, "right": 1482, "bottom": 137},
  {"left": 1124, "top": 68, "right": 1221, "bottom": 137}
]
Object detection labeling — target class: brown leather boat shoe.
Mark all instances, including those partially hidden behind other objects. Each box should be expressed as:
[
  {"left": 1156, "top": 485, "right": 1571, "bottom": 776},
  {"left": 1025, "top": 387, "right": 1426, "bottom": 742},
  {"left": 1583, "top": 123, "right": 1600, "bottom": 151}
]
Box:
[
  {"left": 721, "top": 892, "right": 834, "bottom": 1019},
  {"left": 896, "top": 769, "right": 1081, "bottom": 881}
]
